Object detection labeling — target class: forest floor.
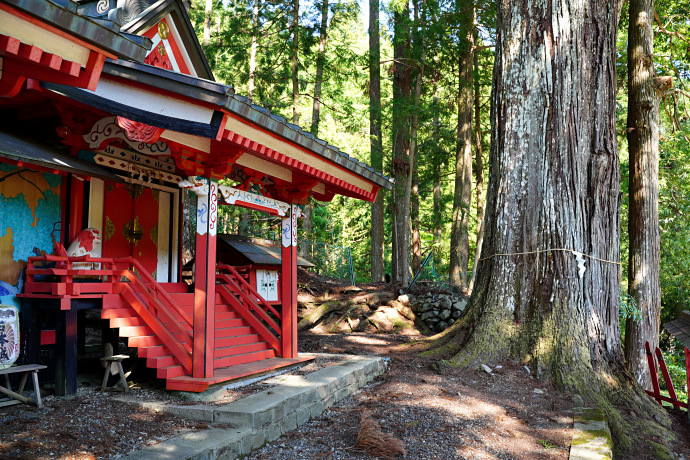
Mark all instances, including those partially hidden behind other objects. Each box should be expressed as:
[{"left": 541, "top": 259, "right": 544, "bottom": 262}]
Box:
[{"left": 0, "top": 274, "right": 688, "bottom": 459}]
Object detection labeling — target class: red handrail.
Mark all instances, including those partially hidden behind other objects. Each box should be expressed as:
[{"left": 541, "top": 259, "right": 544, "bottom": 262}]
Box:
[
  {"left": 23, "top": 255, "right": 193, "bottom": 373},
  {"left": 217, "top": 264, "right": 281, "bottom": 318}
]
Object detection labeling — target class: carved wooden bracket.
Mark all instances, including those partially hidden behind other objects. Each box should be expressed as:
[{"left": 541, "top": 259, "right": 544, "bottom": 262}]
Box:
[{"left": 116, "top": 116, "right": 165, "bottom": 144}]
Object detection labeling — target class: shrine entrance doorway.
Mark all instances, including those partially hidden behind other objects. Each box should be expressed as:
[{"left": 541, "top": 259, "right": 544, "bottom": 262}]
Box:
[{"left": 96, "top": 181, "right": 179, "bottom": 282}]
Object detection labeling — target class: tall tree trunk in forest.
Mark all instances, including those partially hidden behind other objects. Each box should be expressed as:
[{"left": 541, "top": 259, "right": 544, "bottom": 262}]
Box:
[
  {"left": 469, "top": 20, "right": 484, "bottom": 293},
  {"left": 625, "top": 0, "right": 661, "bottom": 389},
  {"left": 291, "top": 0, "right": 300, "bottom": 125},
  {"left": 369, "top": 0, "right": 385, "bottom": 282},
  {"left": 408, "top": 0, "right": 424, "bottom": 279},
  {"left": 412, "top": 176, "right": 420, "bottom": 274},
  {"left": 202, "top": 0, "right": 213, "bottom": 46},
  {"left": 449, "top": 8, "right": 473, "bottom": 289},
  {"left": 421, "top": 0, "right": 672, "bottom": 447},
  {"left": 391, "top": 6, "right": 412, "bottom": 284},
  {"left": 299, "top": 201, "right": 312, "bottom": 258},
  {"left": 302, "top": 0, "right": 329, "bottom": 257},
  {"left": 432, "top": 83, "right": 443, "bottom": 270},
  {"left": 248, "top": 0, "right": 260, "bottom": 100},
  {"left": 311, "top": 0, "right": 329, "bottom": 135}
]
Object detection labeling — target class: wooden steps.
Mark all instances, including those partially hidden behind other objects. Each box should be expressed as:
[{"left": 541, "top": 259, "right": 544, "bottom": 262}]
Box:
[{"left": 102, "top": 284, "right": 281, "bottom": 391}]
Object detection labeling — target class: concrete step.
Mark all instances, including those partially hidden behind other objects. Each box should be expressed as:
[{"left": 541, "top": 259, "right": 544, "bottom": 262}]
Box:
[{"left": 117, "top": 354, "right": 389, "bottom": 460}]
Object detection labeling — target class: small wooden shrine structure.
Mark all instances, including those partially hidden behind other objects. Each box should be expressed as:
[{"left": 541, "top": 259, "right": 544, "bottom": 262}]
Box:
[
  {"left": 0, "top": 0, "right": 391, "bottom": 394},
  {"left": 215, "top": 234, "right": 314, "bottom": 305}
]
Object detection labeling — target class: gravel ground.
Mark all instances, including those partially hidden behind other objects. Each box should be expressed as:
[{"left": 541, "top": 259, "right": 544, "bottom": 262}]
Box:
[
  {"left": 0, "top": 331, "right": 688, "bottom": 459},
  {"left": 249, "top": 332, "right": 576, "bottom": 460}
]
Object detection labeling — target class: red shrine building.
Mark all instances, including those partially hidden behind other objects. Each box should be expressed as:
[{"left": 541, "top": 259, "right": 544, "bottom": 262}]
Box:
[{"left": 0, "top": 0, "right": 391, "bottom": 394}]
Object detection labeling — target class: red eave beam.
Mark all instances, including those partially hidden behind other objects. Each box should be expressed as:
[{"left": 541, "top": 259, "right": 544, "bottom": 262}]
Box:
[
  {"left": 0, "top": 32, "right": 106, "bottom": 93},
  {"left": 222, "top": 128, "right": 377, "bottom": 203}
]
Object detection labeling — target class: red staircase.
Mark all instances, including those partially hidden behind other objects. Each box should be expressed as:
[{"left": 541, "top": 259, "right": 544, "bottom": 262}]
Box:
[{"left": 20, "top": 255, "right": 308, "bottom": 392}]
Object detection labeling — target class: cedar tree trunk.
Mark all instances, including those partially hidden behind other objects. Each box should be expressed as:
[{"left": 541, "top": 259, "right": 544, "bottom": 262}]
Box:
[
  {"left": 369, "top": 0, "right": 385, "bottom": 282},
  {"left": 422, "top": 0, "right": 672, "bottom": 448},
  {"left": 248, "top": 0, "right": 260, "bottom": 100},
  {"left": 291, "top": 0, "right": 300, "bottom": 125},
  {"left": 469, "top": 21, "right": 484, "bottom": 293},
  {"left": 391, "top": 7, "right": 412, "bottom": 284},
  {"left": 449, "top": 16, "right": 473, "bottom": 289},
  {"left": 625, "top": 0, "right": 661, "bottom": 388}
]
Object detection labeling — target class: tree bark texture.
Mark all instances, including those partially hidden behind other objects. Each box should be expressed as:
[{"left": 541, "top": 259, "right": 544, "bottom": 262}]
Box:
[
  {"left": 291, "top": 0, "right": 300, "bottom": 125},
  {"left": 469, "top": 21, "right": 484, "bottom": 293},
  {"left": 248, "top": 0, "right": 260, "bottom": 100},
  {"left": 369, "top": 0, "right": 385, "bottom": 283},
  {"left": 625, "top": 0, "right": 661, "bottom": 389},
  {"left": 449, "top": 20, "right": 473, "bottom": 289},
  {"left": 391, "top": 7, "right": 412, "bottom": 284},
  {"left": 310, "top": 0, "right": 329, "bottom": 136},
  {"left": 432, "top": 86, "right": 444, "bottom": 270},
  {"left": 202, "top": 0, "right": 213, "bottom": 46},
  {"left": 300, "top": 201, "right": 313, "bottom": 258},
  {"left": 446, "top": 0, "right": 643, "bottom": 404}
]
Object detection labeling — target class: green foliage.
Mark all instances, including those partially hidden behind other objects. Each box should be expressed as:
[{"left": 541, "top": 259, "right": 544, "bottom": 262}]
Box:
[{"left": 619, "top": 290, "right": 642, "bottom": 322}]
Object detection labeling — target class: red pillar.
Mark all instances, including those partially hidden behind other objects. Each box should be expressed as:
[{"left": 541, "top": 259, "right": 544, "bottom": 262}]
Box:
[
  {"left": 68, "top": 176, "right": 85, "bottom": 243},
  {"left": 280, "top": 204, "right": 298, "bottom": 358},
  {"left": 193, "top": 180, "right": 218, "bottom": 378}
]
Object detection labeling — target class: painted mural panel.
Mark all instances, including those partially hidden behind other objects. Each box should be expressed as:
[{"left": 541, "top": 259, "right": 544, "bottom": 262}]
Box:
[{"left": 0, "top": 164, "right": 61, "bottom": 308}]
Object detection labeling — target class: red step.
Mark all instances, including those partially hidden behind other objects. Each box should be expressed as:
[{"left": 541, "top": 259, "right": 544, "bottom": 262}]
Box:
[
  {"left": 215, "top": 333, "right": 262, "bottom": 348},
  {"left": 109, "top": 316, "right": 146, "bottom": 328},
  {"left": 213, "top": 349, "right": 276, "bottom": 369},
  {"left": 157, "top": 365, "right": 186, "bottom": 379},
  {"left": 102, "top": 307, "right": 137, "bottom": 319},
  {"left": 128, "top": 335, "right": 163, "bottom": 348},
  {"left": 216, "top": 326, "right": 254, "bottom": 338},
  {"left": 137, "top": 345, "right": 168, "bottom": 358},
  {"left": 117, "top": 326, "right": 154, "bottom": 337},
  {"left": 215, "top": 341, "right": 270, "bottom": 359},
  {"left": 147, "top": 354, "right": 180, "bottom": 368}
]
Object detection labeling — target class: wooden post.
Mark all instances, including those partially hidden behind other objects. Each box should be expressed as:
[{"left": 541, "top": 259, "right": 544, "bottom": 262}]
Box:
[
  {"left": 281, "top": 205, "right": 298, "bottom": 358},
  {"left": 193, "top": 180, "right": 217, "bottom": 378},
  {"left": 68, "top": 176, "right": 85, "bottom": 243},
  {"left": 55, "top": 308, "right": 78, "bottom": 396}
]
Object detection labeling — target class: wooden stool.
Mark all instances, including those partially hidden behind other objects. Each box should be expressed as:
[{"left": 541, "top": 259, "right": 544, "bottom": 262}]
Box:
[
  {"left": 100, "top": 355, "right": 129, "bottom": 393},
  {"left": 0, "top": 364, "right": 47, "bottom": 408}
]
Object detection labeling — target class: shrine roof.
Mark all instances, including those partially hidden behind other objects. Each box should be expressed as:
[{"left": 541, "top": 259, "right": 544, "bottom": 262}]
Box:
[
  {"left": 44, "top": 59, "right": 393, "bottom": 191},
  {"left": 0, "top": 130, "right": 125, "bottom": 182},
  {"left": 103, "top": 60, "right": 393, "bottom": 191},
  {"left": 218, "top": 235, "right": 314, "bottom": 268},
  {"left": 1, "top": 0, "right": 152, "bottom": 62},
  {"left": 665, "top": 311, "right": 690, "bottom": 350}
]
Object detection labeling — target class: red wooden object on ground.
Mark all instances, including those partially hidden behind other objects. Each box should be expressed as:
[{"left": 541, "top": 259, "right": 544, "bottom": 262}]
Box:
[{"left": 644, "top": 341, "right": 689, "bottom": 410}]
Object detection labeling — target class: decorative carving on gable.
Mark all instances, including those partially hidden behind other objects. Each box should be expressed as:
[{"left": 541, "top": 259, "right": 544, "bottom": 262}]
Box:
[
  {"left": 83, "top": 117, "right": 170, "bottom": 155},
  {"left": 116, "top": 0, "right": 155, "bottom": 25},
  {"left": 116, "top": 116, "right": 165, "bottom": 144},
  {"left": 145, "top": 42, "right": 173, "bottom": 71}
]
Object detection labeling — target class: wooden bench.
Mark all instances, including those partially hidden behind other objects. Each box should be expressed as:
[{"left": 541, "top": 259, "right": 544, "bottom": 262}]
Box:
[
  {"left": 101, "top": 355, "right": 129, "bottom": 393},
  {"left": 0, "top": 364, "right": 47, "bottom": 408}
]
